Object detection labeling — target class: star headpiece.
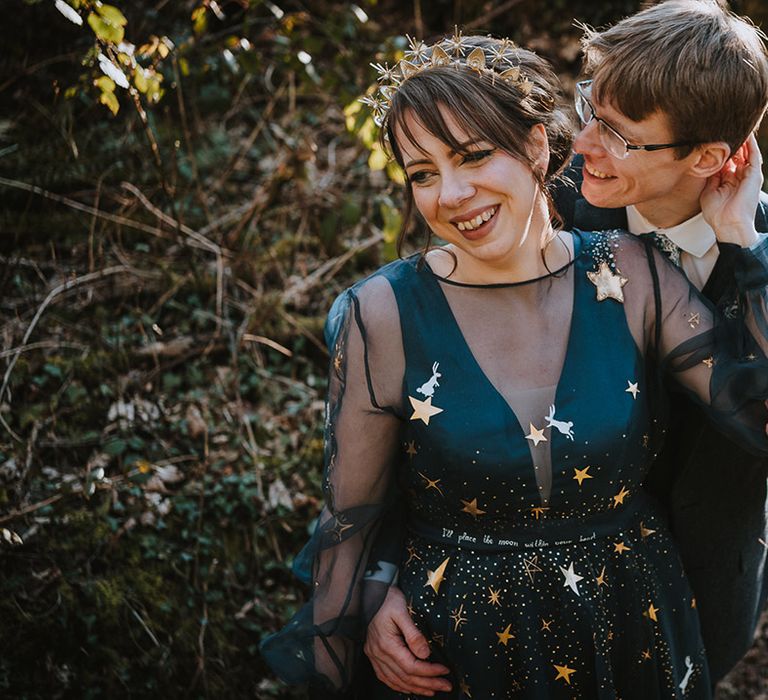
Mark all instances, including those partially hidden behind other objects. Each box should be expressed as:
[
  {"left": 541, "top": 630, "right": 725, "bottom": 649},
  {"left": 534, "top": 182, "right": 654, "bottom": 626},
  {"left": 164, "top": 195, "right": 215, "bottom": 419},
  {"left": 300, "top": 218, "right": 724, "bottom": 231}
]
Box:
[{"left": 361, "top": 32, "right": 535, "bottom": 127}]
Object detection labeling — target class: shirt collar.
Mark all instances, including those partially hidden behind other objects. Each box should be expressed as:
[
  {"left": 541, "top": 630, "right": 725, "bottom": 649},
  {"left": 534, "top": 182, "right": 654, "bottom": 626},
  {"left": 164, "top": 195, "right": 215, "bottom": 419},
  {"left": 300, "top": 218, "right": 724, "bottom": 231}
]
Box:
[{"left": 625, "top": 205, "right": 717, "bottom": 259}]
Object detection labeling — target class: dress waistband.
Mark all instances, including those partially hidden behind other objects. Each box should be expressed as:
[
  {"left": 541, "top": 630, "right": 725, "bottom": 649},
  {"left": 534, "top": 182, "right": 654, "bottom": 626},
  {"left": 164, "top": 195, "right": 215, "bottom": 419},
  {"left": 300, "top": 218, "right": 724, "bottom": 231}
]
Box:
[{"left": 407, "top": 493, "right": 650, "bottom": 552}]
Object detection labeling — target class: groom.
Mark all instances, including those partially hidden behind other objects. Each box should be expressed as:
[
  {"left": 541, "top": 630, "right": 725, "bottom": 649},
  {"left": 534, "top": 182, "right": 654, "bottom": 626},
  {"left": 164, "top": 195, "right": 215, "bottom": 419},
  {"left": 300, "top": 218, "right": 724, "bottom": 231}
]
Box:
[{"left": 362, "top": 0, "right": 768, "bottom": 694}]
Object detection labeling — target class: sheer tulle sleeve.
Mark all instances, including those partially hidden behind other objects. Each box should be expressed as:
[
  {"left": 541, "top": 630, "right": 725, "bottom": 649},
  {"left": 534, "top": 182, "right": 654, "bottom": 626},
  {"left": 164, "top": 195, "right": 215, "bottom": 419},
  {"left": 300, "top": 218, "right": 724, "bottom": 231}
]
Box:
[
  {"left": 260, "top": 276, "right": 406, "bottom": 694},
  {"left": 616, "top": 233, "right": 768, "bottom": 454}
]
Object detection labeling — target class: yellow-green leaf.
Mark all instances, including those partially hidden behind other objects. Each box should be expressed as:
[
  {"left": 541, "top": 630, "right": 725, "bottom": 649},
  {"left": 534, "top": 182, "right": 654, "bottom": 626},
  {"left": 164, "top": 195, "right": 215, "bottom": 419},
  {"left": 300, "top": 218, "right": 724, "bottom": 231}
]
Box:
[
  {"left": 179, "top": 57, "right": 190, "bottom": 76},
  {"left": 386, "top": 161, "right": 405, "bottom": 185},
  {"left": 380, "top": 201, "right": 402, "bottom": 262},
  {"left": 367, "top": 143, "right": 388, "bottom": 171},
  {"left": 94, "top": 75, "right": 116, "bottom": 92},
  {"left": 96, "top": 4, "right": 127, "bottom": 27},
  {"left": 133, "top": 67, "right": 148, "bottom": 93},
  {"left": 191, "top": 6, "right": 207, "bottom": 35},
  {"left": 344, "top": 99, "right": 362, "bottom": 131},
  {"left": 99, "top": 90, "right": 120, "bottom": 115},
  {"left": 88, "top": 12, "right": 125, "bottom": 43}
]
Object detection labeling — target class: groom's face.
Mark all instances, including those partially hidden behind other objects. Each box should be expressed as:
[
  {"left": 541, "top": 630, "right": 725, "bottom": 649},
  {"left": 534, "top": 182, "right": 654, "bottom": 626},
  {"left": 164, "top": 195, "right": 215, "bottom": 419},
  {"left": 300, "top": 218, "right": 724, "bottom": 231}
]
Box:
[{"left": 573, "top": 92, "right": 699, "bottom": 212}]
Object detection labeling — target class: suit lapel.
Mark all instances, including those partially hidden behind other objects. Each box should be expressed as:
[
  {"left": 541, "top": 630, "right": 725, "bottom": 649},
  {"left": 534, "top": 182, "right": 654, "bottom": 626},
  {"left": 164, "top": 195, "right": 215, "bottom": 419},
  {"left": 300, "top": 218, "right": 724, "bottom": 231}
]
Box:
[
  {"left": 701, "top": 243, "right": 738, "bottom": 304},
  {"left": 573, "top": 197, "right": 628, "bottom": 232}
]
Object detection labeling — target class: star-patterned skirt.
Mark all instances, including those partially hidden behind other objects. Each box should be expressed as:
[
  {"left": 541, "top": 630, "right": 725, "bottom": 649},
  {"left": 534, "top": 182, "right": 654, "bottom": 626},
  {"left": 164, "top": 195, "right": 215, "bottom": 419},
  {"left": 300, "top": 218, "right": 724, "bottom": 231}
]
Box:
[{"left": 369, "top": 496, "right": 710, "bottom": 699}]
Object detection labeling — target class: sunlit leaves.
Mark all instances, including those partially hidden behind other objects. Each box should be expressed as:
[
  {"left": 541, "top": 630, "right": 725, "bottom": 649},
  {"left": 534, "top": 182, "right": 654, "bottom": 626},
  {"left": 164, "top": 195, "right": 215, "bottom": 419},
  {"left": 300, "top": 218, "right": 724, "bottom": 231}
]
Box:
[
  {"left": 379, "top": 199, "right": 402, "bottom": 261},
  {"left": 137, "top": 35, "right": 172, "bottom": 59},
  {"left": 87, "top": 4, "right": 127, "bottom": 44},
  {"left": 345, "top": 99, "right": 404, "bottom": 185},
  {"left": 367, "top": 143, "right": 388, "bottom": 170},
  {"left": 94, "top": 74, "right": 119, "bottom": 114},
  {"left": 191, "top": 5, "right": 207, "bottom": 35},
  {"left": 133, "top": 65, "right": 164, "bottom": 103}
]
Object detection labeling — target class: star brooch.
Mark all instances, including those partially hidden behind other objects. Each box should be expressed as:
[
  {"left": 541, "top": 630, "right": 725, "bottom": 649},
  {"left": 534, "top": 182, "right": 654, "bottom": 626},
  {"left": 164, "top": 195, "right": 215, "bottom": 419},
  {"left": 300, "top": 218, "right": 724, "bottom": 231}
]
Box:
[{"left": 587, "top": 261, "right": 628, "bottom": 303}]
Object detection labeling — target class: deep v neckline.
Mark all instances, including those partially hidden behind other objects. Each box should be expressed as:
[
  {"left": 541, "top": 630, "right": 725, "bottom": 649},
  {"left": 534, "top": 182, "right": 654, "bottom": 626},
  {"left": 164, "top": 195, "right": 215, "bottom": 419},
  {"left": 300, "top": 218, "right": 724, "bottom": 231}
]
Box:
[{"left": 419, "top": 232, "right": 583, "bottom": 427}]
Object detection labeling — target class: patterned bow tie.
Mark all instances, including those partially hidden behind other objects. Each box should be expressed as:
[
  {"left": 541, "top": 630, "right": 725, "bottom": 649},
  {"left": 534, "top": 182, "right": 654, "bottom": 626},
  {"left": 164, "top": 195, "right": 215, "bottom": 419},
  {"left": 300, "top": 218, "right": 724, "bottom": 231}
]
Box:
[{"left": 645, "top": 231, "right": 682, "bottom": 267}]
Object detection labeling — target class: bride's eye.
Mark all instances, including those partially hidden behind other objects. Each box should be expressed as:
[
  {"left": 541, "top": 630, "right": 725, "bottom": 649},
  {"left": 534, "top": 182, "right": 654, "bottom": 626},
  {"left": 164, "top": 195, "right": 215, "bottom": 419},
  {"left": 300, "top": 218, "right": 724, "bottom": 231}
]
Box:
[
  {"left": 462, "top": 149, "right": 495, "bottom": 164},
  {"left": 408, "top": 170, "right": 435, "bottom": 184}
]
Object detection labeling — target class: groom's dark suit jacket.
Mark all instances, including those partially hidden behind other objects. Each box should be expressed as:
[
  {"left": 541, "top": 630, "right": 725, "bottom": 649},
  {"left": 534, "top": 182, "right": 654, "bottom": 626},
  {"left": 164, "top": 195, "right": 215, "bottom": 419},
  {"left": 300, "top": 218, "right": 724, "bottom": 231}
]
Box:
[{"left": 553, "top": 155, "right": 768, "bottom": 681}]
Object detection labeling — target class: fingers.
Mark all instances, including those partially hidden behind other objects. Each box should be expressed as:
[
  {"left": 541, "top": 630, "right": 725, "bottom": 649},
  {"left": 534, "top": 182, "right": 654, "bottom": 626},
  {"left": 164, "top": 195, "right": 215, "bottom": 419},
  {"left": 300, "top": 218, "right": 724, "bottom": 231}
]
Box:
[
  {"left": 370, "top": 650, "right": 452, "bottom": 696},
  {"left": 398, "top": 610, "right": 431, "bottom": 659},
  {"left": 364, "top": 593, "right": 452, "bottom": 695}
]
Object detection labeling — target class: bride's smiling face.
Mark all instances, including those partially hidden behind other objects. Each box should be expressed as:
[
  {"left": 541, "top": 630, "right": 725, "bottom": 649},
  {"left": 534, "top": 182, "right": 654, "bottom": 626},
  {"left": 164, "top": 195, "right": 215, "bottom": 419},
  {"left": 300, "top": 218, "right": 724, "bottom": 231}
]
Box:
[{"left": 395, "top": 107, "right": 551, "bottom": 277}]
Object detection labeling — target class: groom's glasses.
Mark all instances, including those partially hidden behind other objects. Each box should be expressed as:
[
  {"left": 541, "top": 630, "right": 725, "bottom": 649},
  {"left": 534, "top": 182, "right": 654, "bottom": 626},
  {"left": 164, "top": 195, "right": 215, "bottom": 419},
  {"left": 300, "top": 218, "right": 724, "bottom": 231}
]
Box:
[{"left": 575, "top": 80, "right": 700, "bottom": 159}]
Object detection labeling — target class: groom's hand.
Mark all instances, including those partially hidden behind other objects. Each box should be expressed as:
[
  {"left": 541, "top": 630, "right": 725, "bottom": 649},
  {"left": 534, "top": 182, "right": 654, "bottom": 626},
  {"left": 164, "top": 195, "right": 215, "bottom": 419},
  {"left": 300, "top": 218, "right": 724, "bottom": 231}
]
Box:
[
  {"left": 364, "top": 585, "right": 452, "bottom": 696},
  {"left": 701, "top": 132, "right": 763, "bottom": 247}
]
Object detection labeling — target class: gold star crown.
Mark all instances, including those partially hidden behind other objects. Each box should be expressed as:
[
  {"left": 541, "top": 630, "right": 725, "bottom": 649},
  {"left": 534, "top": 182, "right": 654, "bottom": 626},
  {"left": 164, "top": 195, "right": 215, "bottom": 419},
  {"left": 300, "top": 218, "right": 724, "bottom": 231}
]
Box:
[{"left": 360, "top": 29, "right": 535, "bottom": 127}]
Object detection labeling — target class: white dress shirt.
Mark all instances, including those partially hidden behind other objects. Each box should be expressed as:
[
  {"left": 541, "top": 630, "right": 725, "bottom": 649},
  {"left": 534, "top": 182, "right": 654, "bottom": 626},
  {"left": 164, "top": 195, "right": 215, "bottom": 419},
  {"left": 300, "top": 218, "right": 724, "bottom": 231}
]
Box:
[{"left": 626, "top": 206, "right": 718, "bottom": 291}]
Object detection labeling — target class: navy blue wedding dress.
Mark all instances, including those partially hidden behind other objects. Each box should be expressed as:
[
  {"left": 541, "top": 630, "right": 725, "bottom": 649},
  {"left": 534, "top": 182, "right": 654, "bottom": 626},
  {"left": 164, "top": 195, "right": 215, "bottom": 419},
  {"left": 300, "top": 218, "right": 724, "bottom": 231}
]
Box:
[{"left": 261, "top": 230, "right": 768, "bottom": 699}]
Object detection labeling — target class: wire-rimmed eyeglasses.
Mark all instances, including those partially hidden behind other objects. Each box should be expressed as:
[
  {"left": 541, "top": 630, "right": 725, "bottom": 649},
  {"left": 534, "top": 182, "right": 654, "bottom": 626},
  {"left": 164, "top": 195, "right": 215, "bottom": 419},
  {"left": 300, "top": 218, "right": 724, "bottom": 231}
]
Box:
[{"left": 575, "top": 80, "right": 700, "bottom": 159}]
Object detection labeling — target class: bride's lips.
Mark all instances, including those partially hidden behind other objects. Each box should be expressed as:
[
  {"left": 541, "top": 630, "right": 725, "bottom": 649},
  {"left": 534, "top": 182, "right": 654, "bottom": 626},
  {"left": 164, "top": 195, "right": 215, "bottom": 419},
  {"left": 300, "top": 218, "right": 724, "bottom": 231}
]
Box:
[{"left": 450, "top": 205, "right": 499, "bottom": 241}]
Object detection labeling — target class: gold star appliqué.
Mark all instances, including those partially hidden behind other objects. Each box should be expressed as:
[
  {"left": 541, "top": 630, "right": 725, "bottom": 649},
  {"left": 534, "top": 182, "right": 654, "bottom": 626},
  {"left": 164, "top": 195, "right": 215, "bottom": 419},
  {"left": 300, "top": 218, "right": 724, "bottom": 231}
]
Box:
[
  {"left": 487, "top": 587, "right": 502, "bottom": 606},
  {"left": 409, "top": 395, "right": 444, "bottom": 425},
  {"left": 525, "top": 423, "right": 547, "bottom": 446},
  {"left": 612, "top": 486, "right": 630, "bottom": 508},
  {"left": 644, "top": 603, "right": 660, "bottom": 622},
  {"left": 573, "top": 466, "right": 593, "bottom": 486},
  {"left": 613, "top": 540, "right": 630, "bottom": 554},
  {"left": 596, "top": 566, "right": 607, "bottom": 587},
  {"left": 424, "top": 557, "right": 450, "bottom": 593},
  {"left": 419, "top": 472, "right": 444, "bottom": 496},
  {"left": 587, "top": 261, "right": 628, "bottom": 302},
  {"left": 405, "top": 544, "right": 422, "bottom": 566},
  {"left": 450, "top": 603, "right": 467, "bottom": 631},
  {"left": 523, "top": 554, "right": 542, "bottom": 583},
  {"left": 553, "top": 664, "right": 577, "bottom": 685},
  {"left": 461, "top": 497, "right": 486, "bottom": 517},
  {"left": 496, "top": 623, "right": 514, "bottom": 646}
]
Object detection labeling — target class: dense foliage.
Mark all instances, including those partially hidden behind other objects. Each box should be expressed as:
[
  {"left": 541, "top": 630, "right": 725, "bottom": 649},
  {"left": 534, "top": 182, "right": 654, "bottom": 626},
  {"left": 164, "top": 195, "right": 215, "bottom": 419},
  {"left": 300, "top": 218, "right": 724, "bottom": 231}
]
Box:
[{"left": 1, "top": 0, "right": 767, "bottom": 697}]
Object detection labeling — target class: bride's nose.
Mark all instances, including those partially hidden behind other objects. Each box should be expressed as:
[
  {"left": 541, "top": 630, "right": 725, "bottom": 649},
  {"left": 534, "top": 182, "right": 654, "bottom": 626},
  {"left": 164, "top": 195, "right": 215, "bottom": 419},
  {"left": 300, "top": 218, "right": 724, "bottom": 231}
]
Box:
[{"left": 438, "top": 170, "right": 476, "bottom": 209}]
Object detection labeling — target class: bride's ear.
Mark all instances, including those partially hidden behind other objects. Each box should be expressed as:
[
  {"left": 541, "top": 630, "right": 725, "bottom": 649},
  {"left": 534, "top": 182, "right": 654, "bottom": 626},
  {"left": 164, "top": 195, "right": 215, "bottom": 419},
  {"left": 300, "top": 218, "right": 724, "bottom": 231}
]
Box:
[{"left": 528, "top": 123, "right": 550, "bottom": 175}]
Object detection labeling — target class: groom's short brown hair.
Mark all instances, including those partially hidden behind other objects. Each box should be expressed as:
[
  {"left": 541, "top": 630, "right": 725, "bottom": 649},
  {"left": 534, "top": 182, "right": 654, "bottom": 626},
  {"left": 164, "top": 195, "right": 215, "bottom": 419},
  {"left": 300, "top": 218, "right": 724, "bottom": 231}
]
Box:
[{"left": 582, "top": 0, "right": 768, "bottom": 157}]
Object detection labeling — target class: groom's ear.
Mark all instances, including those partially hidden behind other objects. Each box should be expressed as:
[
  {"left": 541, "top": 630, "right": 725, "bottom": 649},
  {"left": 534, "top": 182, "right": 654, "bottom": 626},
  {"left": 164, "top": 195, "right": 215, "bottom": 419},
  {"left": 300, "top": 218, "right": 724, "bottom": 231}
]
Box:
[{"left": 686, "top": 141, "right": 732, "bottom": 178}]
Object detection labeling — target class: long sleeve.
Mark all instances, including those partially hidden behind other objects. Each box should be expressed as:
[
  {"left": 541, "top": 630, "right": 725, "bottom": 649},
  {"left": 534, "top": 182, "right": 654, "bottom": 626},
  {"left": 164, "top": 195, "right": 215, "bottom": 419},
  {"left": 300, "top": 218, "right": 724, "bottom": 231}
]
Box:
[
  {"left": 617, "top": 233, "right": 768, "bottom": 455},
  {"left": 261, "top": 277, "right": 406, "bottom": 693},
  {"left": 730, "top": 233, "right": 768, "bottom": 354}
]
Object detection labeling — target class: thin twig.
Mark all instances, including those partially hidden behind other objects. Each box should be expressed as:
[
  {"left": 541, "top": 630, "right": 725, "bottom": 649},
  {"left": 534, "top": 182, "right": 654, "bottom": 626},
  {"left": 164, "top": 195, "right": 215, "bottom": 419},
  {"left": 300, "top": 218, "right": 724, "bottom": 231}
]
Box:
[
  {"left": 0, "top": 176, "right": 201, "bottom": 246},
  {"left": 172, "top": 55, "right": 212, "bottom": 224},
  {"left": 0, "top": 266, "right": 134, "bottom": 409},
  {"left": 280, "top": 229, "right": 382, "bottom": 305},
  {"left": 129, "top": 606, "right": 160, "bottom": 647},
  {"left": 210, "top": 82, "right": 287, "bottom": 194},
  {"left": 0, "top": 494, "right": 63, "bottom": 524},
  {"left": 242, "top": 334, "right": 293, "bottom": 357},
  {"left": 0, "top": 341, "right": 88, "bottom": 360},
  {"left": 120, "top": 182, "right": 226, "bottom": 324}
]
